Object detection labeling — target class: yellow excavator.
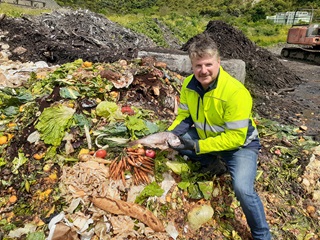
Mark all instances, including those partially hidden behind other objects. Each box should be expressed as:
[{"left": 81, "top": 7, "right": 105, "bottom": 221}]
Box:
[{"left": 281, "top": 8, "right": 320, "bottom": 64}]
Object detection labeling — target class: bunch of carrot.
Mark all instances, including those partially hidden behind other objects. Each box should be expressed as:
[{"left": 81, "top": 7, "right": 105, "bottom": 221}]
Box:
[{"left": 108, "top": 148, "right": 155, "bottom": 186}]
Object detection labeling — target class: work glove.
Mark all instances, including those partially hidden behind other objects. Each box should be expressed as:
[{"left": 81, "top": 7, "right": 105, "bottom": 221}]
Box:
[{"left": 169, "top": 136, "right": 196, "bottom": 151}]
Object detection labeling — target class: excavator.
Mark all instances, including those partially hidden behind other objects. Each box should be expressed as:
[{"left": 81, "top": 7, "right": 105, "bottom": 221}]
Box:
[{"left": 281, "top": 8, "right": 320, "bottom": 64}]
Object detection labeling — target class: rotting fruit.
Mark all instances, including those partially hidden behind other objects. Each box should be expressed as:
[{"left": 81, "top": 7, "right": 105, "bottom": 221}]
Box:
[
  {"left": 121, "top": 106, "right": 135, "bottom": 115},
  {"left": 95, "top": 149, "right": 107, "bottom": 158},
  {"left": 0, "top": 135, "right": 8, "bottom": 145},
  {"left": 33, "top": 153, "right": 45, "bottom": 160},
  {"left": 145, "top": 149, "right": 156, "bottom": 159},
  {"left": 82, "top": 61, "right": 92, "bottom": 68}
]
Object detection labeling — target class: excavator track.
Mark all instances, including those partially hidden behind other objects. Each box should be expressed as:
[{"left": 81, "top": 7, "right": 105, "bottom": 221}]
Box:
[{"left": 281, "top": 47, "right": 320, "bottom": 65}]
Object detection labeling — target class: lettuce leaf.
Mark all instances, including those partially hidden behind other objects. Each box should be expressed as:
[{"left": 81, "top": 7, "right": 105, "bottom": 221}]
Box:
[
  {"left": 166, "top": 161, "right": 190, "bottom": 175},
  {"left": 135, "top": 182, "right": 164, "bottom": 204},
  {"left": 12, "top": 152, "right": 28, "bottom": 174},
  {"left": 35, "top": 104, "right": 75, "bottom": 146},
  {"left": 96, "top": 100, "right": 119, "bottom": 118},
  {"left": 96, "top": 100, "right": 125, "bottom": 123}
]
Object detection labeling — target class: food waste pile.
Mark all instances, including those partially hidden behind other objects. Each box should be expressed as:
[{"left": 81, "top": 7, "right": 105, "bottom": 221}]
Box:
[
  {"left": 0, "top": 9, "right": 311, "bottom": 128},
  {"left": 0, "top": 8, "right": 320, "bottom": 240}
]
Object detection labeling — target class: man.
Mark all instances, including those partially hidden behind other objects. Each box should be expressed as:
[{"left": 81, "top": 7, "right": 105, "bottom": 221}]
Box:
[{"left": 168, "top": 33, "right": 271, "bottom": 239}]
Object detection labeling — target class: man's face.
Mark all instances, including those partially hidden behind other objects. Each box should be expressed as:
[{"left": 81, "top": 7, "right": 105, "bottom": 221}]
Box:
[{"left": 191, "top": 55, "right": 221, "bottom": 90}]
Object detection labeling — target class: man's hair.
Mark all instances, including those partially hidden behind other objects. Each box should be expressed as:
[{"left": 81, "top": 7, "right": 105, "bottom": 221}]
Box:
[{"left": 188, "top": 33, "right": 220, "bottom": 60}]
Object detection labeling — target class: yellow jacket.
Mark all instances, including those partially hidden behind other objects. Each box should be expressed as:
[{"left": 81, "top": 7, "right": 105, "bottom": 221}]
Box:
[{"left": 168, "top": 66, "right": 260, "bottom": 154}]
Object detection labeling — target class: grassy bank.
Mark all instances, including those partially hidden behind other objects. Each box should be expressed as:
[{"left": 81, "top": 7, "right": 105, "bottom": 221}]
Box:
[
  {"left": 0, "top": 3, "right": 50, "bottom": 17},
  {"left": 108, "top": 12, "right": 289, "bottom": 47}
]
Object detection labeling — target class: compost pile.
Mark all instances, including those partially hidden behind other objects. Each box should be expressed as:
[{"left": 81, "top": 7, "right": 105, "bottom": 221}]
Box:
[
  {"left": 0, "top": 8, "right": 320, "bottom": 240},
  {"left": 0, "top": 9, "right": 156, "bottom": 64},
  {"left": 0, "top": 10, "right": 309, "bottom": 125}
]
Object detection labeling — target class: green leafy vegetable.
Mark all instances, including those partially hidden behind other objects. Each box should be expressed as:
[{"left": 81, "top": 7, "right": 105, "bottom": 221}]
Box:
[
  {"left": 197, "top": 181, "right": 214, "bottom": 200},
  {"left": 135, "top": 181, "right": 164, "bottom": 204},
  {"left": 73, "top": 113, "right": 91, "bottom": 128},
  {"left": 144, "top": 120, "right": 160, "bottom": 134},
  {"left": 12, "top": 152, "right": 28, "bottom": 174},
  {"left": 96, "top": 100, "right": 119, "bottom": 118},
  {"left": 166, "top": 161, "right": 190, "bottom": 175},
  {"left": 0, "top": 157, "right": 7, "bottom": 167},
  {"left": 26, "top": 231, "right": 46, "bottom": 240},
  {"left": 125, "top": 115, "right": 147, "bottom": 139},
  {"left": 35, "top": 104, "right": 75, "bottom": 146},
  {"left": 96, "top": 100, "right": 125, "bottom": 123},
  {"left": 3, "top": 106, "right": 18, "bottom": 116},
  {"left": 125, "top": 116, "right": 162, "bottom": 139},
  {"left": 187, "top": 183, "right": 203, "bottom": 199},
  {"left": 0, "top": 88, "right": 33, "bottom": 107},
  {"left": 177, "top": 181, "right": 190, "bottom": 190},
  {"left": 50, "top": 59, "right": 83, "bottom": 80},
  {"left": 59, "top": 87, "right": 80, "bottom": 99},
  {"left": 93, "top": 122, "right": 128, "bottom": 137}
]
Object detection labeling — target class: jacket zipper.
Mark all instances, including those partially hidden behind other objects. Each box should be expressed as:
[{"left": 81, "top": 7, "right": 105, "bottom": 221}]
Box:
[{"left": 197, "top": 95, "right": 208, "bottom": 138}]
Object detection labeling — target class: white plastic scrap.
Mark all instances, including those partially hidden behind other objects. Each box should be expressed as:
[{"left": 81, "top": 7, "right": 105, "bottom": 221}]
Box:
[
  {"left": 8, "top": 223, "right": 37, "bottom": 238},
  {"left": 165, "top": 221, "right": 179, "bottom": 240},
  {"left": 46, "top": 211, "right": 95, "bottom": 240},
  {"left": 159, "top": 172, "right": 176, "bottom": 203},
  {"left": 27, "top": 130, "right": 41, "bottom": 144}
]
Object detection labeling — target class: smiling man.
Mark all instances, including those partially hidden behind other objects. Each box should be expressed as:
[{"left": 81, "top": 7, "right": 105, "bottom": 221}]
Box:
[{"left": 168, "top": 33, "right": 271, "bottom": 239}]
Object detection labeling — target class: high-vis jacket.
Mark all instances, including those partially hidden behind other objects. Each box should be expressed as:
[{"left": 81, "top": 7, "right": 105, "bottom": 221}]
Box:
[{"left": 168, "top": 66, "right": 260, "bottom": 154}]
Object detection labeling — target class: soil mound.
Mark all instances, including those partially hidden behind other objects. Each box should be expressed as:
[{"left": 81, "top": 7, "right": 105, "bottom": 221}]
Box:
[{"left": 0, "top": 9, "right": 156, "bottom": 64}]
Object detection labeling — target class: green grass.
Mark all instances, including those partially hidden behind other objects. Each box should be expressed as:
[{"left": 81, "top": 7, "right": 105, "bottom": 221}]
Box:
[
  {"left": 108, "top": 13, "right": 209, "bottom": 46},
  {"left": 0, "top": 3, "right": 50, "bottom": 17},
  {"left": 251, "top": 33, "right": 288, "bottom": 46},
  {"left": 240, "top": 22, "right": 290, "bottom": 46}
]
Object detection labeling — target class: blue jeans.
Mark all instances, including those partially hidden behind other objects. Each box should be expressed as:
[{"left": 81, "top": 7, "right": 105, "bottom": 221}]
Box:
[{"left": 178, "top": 128, "right": 271, "bottom": 240}]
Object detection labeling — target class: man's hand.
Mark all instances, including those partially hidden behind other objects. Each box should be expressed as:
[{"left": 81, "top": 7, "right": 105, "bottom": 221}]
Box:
[{"left": 169, "top": 136, "right": 196, "bottom": 151}]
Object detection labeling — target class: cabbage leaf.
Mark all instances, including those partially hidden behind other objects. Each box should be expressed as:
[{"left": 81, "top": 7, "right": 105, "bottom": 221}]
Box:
[{"left": 35, "top": 104, "right": 75, "bottom": 146}]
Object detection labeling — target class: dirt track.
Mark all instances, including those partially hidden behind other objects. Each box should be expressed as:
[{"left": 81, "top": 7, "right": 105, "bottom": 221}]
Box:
[
  {"left": 269, "top": 53, "right": 320, "bottom": 138},
  {"left": 283, "top": 58, "right": 320, "bottom": 135}
]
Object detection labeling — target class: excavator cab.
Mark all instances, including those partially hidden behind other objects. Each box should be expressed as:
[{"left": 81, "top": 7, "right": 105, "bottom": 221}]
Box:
[
  {"left": 281, "top": 8, "right": 320, "bottom": 64},
  {"left": 306, "top": 24, "right": 320, "bottom": 37},
  {"left": 286, "top": 24, "right": 320, "bottom": 46}
]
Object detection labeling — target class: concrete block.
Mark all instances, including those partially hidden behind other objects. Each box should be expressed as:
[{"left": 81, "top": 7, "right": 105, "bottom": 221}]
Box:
[{"left": 137, "top": 50, "right": 246, "bottom": 83}]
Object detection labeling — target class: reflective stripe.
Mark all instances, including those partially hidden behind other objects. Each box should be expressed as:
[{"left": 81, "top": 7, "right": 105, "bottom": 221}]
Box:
[
  {"left": 225, "top": 119, "right": 249, "bottom": 129},
  {"left": 194, "top": 122, "right": 204, "bottom": 130},
  {"left": 179, "top": 103, "right": 189, "bottom": 110},
  {"left": 196, "top": 120, "right": 258, "bottom": 146},
  {"left": 194, "top": 122, "right": 224, "bottom": 133},
  {"left": 196, "top": 119, "right": 249, "bottom": 133},
  {"left": 243, "top": 128, "right": 259, "bottom": 146},
  {"left": 206, "top": 123, "right": 225, "bottom": 133}
]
